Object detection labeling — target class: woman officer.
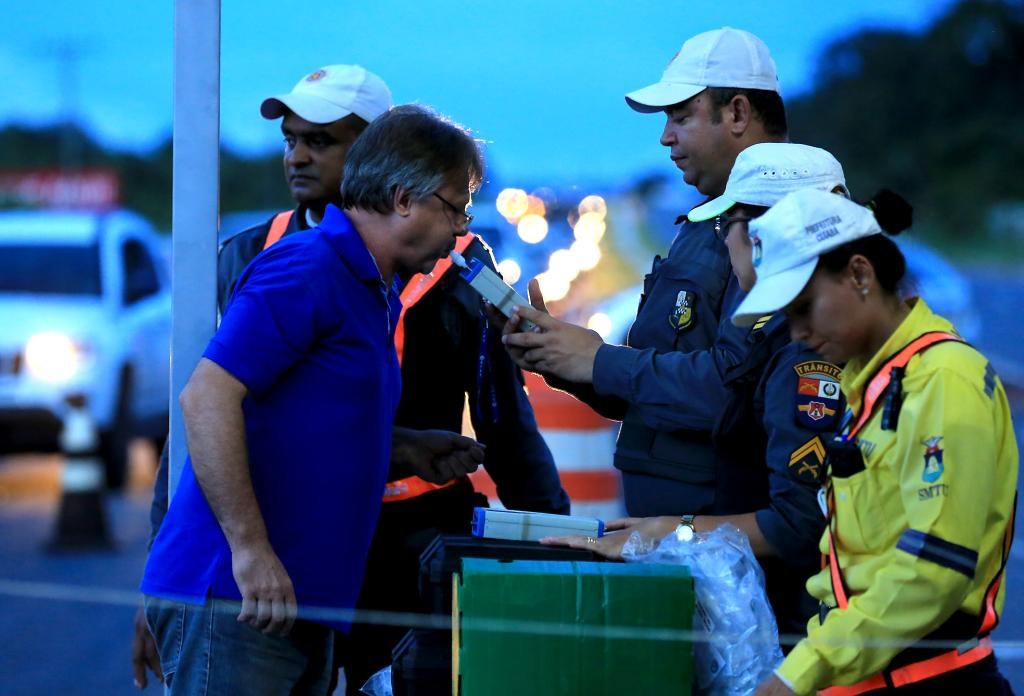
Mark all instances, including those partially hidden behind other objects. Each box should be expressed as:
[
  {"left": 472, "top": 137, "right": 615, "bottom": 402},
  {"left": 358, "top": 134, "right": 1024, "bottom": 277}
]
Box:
[{"left": 735, "top": 189, "right": 1017, "bottom": 695}]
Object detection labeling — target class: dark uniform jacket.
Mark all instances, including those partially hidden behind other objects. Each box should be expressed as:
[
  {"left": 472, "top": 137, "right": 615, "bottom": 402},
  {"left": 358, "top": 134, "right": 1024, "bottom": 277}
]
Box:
[
  {"left": 713, "top": 313, "right": 836, "bottom": 634},
  {"left": 567, "top": 217, "right": 749, "bottom": 515},
  {"left": 548, "top": 214, "right": 835, "bottom": 634}
]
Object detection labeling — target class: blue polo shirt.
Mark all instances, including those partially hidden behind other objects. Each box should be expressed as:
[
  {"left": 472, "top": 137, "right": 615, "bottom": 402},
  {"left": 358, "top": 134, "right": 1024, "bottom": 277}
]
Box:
[{"left": 141, "top": 205, "right": 402, "bottom": 631}]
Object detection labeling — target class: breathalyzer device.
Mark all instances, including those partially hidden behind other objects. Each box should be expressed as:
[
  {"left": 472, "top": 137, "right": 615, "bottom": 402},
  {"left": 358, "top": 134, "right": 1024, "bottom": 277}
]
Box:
[{"left": 450, "top": 251, "right": 538, "bottom": 332}]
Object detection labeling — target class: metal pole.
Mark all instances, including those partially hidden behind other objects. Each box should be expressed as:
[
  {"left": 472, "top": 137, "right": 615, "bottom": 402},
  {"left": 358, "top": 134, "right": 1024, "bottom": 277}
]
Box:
[{"left": 170, "top": 0, "right": 220, "bottom": 498}]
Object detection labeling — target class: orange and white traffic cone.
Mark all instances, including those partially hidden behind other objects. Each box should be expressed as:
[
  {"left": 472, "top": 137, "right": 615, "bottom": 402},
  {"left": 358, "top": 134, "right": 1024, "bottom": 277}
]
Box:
[
  {"left": 48, "top": 395, "right": 112, "bottom": 551},
  {"left": 470, "top": 372, "right": 625, "bottom": 520}
]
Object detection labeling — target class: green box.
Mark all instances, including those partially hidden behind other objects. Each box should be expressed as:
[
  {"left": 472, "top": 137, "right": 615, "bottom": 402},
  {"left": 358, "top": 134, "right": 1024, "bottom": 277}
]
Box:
[{"left": 454, "top": 559, "right": 694, "bottom": 695}]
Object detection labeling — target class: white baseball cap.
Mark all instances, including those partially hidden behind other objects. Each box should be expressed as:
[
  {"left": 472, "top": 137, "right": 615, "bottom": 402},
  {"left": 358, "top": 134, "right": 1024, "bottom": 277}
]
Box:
[
  {"left": 688, "top": 143, "right": 848, "bottom": 222},
  {"left": 626, "top": 27, "right": 779, "bottom": 113},
  {"left": 732, "top": 189, "right": 883, "bottom": 326},
  {"left": 260, "top": 64, "right": 392, "bottom": 124}
]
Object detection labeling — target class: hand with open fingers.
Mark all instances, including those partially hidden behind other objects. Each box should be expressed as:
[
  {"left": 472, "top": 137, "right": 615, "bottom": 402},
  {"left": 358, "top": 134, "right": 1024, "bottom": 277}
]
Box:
[
  {"left": 539, "top": 528, "right": 633, "bottom": 560},
  {"left": 232, "top": 541, "right": 298, "bottom": 636},
  {"left": 754, "top": 674, "right": 797, "bottom": 695},
  {"left": 396, "top": 429, "right": 485, "bottom": 483},
  {"left": 540, "top": 515, "right": 683, "bottom": 559},
  {"left": 502, "top": 305, "right": 603, "bottom": 383},
  {"left": 605, "top": 515, "right": 680, "bottom": 541},
  {"left": 131, "top": 604, "right": 163, "bottom": 689}
]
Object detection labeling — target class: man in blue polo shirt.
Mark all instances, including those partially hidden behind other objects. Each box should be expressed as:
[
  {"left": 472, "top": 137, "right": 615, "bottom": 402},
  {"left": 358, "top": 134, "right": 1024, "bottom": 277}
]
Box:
[{"left": 141, "top": 104, "right": 484, "bottom": 695}]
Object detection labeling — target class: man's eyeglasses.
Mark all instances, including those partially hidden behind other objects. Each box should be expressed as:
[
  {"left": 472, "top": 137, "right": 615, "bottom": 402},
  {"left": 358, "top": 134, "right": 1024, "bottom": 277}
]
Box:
[
  {"left": 714, "top": 214, "right": 753, "bottom": 241},
  {"left": 434, "top": 192, "right": 474, "bottom": 227}
]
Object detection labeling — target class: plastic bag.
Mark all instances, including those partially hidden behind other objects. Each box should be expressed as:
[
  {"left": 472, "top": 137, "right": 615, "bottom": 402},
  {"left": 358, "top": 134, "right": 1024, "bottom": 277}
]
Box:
[
  {"left": 623, "top": 524, "right": 783, "bottom": 695},
  {"left": 360, "top": 665, "right": 393, "bottom": 696}
]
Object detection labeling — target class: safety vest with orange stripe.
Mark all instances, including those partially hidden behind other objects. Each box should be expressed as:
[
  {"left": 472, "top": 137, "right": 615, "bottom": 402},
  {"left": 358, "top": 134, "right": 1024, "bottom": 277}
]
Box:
[
  {"left": 815, "top": 330, "right": 1016, "bottom": 694},
  {"left": 381, "top": 232, "right": 476, "bottom": 502},
  {"left": 262, "top": 210, "right": 474, "bottom": 504}
]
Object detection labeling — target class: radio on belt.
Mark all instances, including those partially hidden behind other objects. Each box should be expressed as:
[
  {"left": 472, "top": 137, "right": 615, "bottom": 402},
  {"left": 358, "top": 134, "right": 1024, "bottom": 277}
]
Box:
[
  {"left": 450, "top": 251, "right": 537, "bottom": 332},
  {"left": 472, "top": 507, "right": 604, "bottom": 542}
]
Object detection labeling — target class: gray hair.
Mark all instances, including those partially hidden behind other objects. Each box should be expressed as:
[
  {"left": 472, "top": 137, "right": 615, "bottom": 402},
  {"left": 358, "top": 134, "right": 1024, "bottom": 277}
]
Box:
[{"left": 340, "top": 104, "right": 483, "bottom": 213}]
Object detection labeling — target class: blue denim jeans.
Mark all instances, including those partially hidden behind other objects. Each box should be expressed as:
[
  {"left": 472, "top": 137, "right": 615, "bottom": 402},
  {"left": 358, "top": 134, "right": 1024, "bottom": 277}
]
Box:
[{"left": 144, "top": 596, "right": 335, "bottom": 696}]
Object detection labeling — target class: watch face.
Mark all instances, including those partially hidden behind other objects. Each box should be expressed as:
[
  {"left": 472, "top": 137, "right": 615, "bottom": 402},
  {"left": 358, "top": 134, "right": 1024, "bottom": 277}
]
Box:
[{"left": 675, "top": 524, "right": 694, "bottom": 542}]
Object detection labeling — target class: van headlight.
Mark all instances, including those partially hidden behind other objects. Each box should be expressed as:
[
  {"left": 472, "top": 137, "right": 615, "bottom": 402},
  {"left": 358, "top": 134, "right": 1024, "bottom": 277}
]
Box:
[{"left": 24, "top": 332, "right": 89, "bottom": 383}]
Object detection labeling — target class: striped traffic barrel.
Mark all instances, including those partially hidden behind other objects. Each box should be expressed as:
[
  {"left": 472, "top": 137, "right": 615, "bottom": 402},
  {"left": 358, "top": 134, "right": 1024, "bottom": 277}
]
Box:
[{"left": 470, "top": 371, "right": 624, "bottom": 520}]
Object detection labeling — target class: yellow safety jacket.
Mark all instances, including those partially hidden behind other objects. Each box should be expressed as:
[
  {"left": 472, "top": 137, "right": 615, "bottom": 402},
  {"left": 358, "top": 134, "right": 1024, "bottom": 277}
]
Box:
[{"left": 778, "top": 298, "right": 1018, "bottom": 694}]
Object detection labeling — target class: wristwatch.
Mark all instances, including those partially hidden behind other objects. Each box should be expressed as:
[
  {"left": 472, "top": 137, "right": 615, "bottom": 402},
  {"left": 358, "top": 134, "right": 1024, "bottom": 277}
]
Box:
[{"left": 674, "top": 514, "right": 697, "bottom": 542}]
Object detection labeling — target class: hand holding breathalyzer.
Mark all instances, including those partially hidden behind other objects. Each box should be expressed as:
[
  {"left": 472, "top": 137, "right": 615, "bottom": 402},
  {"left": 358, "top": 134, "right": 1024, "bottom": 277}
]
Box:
[{"left": 499, "top": 285, "right": 605, "bottom": 384}]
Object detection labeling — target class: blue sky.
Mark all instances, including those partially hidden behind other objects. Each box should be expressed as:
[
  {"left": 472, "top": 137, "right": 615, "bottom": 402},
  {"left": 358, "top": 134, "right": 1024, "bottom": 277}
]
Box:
[{"left": 1, "top": 0, "right": 955, "bottom": 187}]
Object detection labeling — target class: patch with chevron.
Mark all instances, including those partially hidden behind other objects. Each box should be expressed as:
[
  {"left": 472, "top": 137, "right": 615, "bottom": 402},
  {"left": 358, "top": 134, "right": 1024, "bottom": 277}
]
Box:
[{"left": 789, "top": 436, "right": 826, "bottom": 483}]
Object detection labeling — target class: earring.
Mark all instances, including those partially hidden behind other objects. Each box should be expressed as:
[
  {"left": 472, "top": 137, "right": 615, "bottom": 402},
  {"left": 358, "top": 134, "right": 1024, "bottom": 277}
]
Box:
[{"left": 861, "top": 288, "right": 869, "bottom": 297}]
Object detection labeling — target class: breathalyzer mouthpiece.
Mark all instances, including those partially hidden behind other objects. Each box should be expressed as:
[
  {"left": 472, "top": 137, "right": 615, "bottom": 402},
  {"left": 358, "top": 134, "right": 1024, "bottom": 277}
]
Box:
[{"left": 449, "top": 250, "right": 468, "bottom": 269}]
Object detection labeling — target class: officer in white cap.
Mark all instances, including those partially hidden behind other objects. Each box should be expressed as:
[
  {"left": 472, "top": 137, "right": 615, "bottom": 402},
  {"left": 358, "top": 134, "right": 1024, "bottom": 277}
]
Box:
[
  {"left": 216, "top": 65, "right": 392, "bottom": 299},
  {"left": 503, "top": 28, "right": 790, "bottom": 518}
]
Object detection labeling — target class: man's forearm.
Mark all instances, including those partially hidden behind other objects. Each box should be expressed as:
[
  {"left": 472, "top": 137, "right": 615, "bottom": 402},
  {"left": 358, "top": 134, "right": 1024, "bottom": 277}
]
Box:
[
  {"left": 181, "top": 359, "right": 268, "bottom": 551},
  {"left": 542, "top": 374, "right": 627, "bottom": 421},
  {"left": 592, "top": 343, "right": 739, "bottom": 431}
]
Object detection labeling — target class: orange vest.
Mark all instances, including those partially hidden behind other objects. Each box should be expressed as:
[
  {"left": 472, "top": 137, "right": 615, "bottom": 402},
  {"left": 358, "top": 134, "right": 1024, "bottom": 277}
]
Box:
[
  {"left": 821, "top": 331, "right": 1013, "bottom": 694},
  {"left": 262, "top": 211, "right": 475, "bottom": 503}
]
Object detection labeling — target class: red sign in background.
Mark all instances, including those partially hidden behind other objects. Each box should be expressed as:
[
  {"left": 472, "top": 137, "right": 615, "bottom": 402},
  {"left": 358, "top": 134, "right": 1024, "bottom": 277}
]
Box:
[{"left": 0, "top": 169, "right": 120, "bottom": 209}]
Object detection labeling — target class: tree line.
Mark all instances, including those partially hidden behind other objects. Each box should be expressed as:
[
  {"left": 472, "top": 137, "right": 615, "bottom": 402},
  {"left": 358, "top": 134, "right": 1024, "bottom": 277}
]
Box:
[{"left": 786, "top": 0, "right": 1023, "bottom": 244}]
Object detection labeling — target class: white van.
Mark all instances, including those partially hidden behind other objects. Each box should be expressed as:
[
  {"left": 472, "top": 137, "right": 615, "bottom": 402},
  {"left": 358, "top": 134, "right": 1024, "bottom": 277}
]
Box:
[{"left": 0, "top": 209, "right": 171, "bottom": 489}]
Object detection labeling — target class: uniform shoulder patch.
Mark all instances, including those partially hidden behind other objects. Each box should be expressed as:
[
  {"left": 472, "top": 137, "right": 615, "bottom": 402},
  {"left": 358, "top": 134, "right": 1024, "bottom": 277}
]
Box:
[
  {"left": 921, "top": 436, "right": 945, "bottom": 482},
  {"left": 794, "top": 360, "right": 842, "bottom": 430},
  {"left": 793, "top": 360, "right": 842, "bottom": 381},
  {"left": 789, "top": 436, "right": 826, "bottom": 483},
  {"left": 668, "top": 290, "right": 696, "bottom": 332}
]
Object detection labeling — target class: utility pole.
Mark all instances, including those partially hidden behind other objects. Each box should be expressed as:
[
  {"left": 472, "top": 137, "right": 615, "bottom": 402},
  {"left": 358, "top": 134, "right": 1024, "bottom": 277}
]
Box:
[{"left": 169, "top": 0, "right": 221, "bottom": 498}]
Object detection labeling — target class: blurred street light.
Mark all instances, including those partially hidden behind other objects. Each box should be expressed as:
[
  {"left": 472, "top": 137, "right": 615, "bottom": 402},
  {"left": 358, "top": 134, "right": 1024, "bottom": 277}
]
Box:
[
  {"left": 535, "top": 271, "right": 570, "bottom": 302},
  {"left": 548, "top": 248, "right": 580, "bottom": 281},
  {"left": 570, "top": 238, "right": 602, "bottom": 271},
  {"left": 586, "top": 312, "right": 613, "bottom": 339},
  {"left": 496, "top": 188, "right": 529, "bottom": 222},
  {"left": 517, "top": 213, "right": 549, "bottom": 244},
  {"left": 578, "top": 194, "right": 607, "bottom": 219},
  {"left": 525, "top": 194, "right": 547, "bottom": 218},
  {"left": 497, "top": 258, "right": 522, "bottom": 285},
  {"left": 573, "top": 211, "right": 606, "bottom": 243}
]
